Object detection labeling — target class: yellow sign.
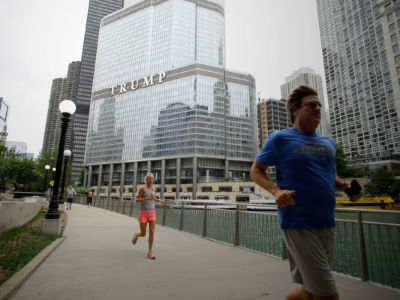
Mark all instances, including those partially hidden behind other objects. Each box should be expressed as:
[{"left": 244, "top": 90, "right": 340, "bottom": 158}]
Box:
[{"left": 49, "top": 180, "right": 54, "bottom": 187}]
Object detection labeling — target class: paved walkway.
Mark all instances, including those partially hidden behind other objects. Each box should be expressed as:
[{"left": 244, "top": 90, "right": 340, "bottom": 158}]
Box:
[{"left": 7, "top": 204, "right": 400, "bottom": 300}]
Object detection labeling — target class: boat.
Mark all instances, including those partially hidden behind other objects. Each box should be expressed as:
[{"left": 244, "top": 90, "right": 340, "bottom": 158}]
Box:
[
  {"left": 336, "top": 196, "right": 400, "bottom": 210},
  {"left": 247, "top": 199, "right": 277, "bottom": 211}
]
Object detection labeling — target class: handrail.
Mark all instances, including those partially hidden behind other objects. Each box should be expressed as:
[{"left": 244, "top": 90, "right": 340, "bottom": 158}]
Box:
[
  {"left": 76, "top": 194, "right": 400, "bottom": 289},
  {"left": 335, "top": 207, "right": 400, "bottom": 215}
]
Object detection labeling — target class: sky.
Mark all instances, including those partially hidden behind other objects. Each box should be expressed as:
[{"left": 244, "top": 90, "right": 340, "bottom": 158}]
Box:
[{"left": 0, "top": 0, "right": 324, "bottom": 156}]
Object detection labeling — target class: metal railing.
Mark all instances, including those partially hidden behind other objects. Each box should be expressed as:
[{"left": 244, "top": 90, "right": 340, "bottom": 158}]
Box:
[{"left": 75, "top": 195, "right": 400, "bottom": 289}]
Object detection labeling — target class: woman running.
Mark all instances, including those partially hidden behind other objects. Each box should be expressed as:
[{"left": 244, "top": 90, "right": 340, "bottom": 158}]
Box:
[{"left": 132, "top": 173, "right": 165, "bottom": 259}]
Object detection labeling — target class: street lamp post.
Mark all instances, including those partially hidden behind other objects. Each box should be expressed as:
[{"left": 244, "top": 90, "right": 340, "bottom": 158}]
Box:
[
  {"left": 50, "top": 167, "right": 56, "bottom": 197},
  {"left": 43, "top": 164, "right": 50, "bottom": 193},
  {"left": 59, "top": 150, "right": 72, "bottom": 204},
  {"left": 45, "top": 100, "right": 76, "bottom": 220}
]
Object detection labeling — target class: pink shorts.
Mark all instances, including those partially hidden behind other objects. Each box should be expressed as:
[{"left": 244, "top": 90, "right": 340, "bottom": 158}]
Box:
[{"left": 138, "top": 210, "right": 156, "bottom": 223}]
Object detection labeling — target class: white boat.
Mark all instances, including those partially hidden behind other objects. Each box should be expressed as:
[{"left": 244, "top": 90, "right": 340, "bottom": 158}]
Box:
[
  {"left": 247, "top": 199, "right": 277, "bottom": 211},
  {"left": 174, "top": 199, "right": 237, "bottom": 210}
]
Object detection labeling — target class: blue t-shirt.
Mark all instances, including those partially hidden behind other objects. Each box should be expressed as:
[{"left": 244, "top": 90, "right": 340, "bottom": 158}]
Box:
[{"left": 256, "top": 127, "right": 336, "bottom": 229}]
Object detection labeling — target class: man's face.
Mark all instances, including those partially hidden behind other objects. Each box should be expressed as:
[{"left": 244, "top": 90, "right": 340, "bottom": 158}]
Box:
[{"left": 294, "top": 95, "right": 321, "bottom": 130}]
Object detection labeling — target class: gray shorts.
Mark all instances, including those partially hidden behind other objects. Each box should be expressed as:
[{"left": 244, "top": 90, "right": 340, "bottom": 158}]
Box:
[{"left": 282, "top": 228, "right": 337, "bottom": 297}]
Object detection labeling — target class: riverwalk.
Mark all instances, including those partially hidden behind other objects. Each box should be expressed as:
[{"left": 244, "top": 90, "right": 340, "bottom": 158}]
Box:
[{"left": 5, "top": 204, "right": 400, "bottom": 300}]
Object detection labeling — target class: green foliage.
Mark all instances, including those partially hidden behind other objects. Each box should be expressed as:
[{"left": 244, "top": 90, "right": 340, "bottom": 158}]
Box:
[
  {"left": 77, "top": 169, "right": 85, "bottom": 185},
  {"left": 17, "top": 159, "right": 41, "bottom": 190},
  {"left": 36, "top": 149, "right": 57, "bottom": 173},
  {"left": 390, "top": 181, "right": 400, "bottom": 199},
  {"left": 365, "top": 168, "right": 395, "bottom": 196},
  {"left": 336, "top": 145, "right": 348, "bottom": 176},
  {"left": 0, "top": 148, "right": 66, "bottom": 192},
  {"left": 335, "top": 145, "right": 366, "bottom": 177},
  {"left": 74, "top": 186, "right": 88, "bottom": 194}
]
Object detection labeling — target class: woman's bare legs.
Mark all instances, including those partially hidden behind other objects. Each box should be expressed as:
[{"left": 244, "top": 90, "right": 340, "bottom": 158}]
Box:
[
  {"left": 132, "top": 222, "right": 147, "bottom": 245},
  {"left": 148, "top": 220, "right": 156, "bottom": 252}
]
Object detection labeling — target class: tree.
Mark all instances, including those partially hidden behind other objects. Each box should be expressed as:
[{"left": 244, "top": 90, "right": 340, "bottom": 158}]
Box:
[
  {"left": 78, "top": 169, "right": 85, "bottom": 186},
  {"left": 336, "top": 145, "right": 348, "bottom": 176},
  {"left": 365, "top": 168, "right": 395, "bottom": 196},
  {"left": 0, "top": 157, "right": 10, "bottom": 192},
  {"left": 389, "top": 180, "right": 400, "bottom": 200},
  {"left": 0, "top": 147, "right": 17, "bottom": 192},
  {"left": 35, "top": 149, "right": 57, "bottom": 191},
  {"left": 12, "top": 159, "right": 41, "bottom": 191}
]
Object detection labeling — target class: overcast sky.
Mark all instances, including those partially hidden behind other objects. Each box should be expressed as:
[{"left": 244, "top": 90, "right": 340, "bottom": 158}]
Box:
[{"left": 0, "top": 0, "right": 324, "bottom": 155}]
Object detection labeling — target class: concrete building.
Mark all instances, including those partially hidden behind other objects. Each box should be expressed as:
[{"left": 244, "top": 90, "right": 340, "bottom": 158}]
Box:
[
  {"left": 317, "top": 1, "right": 400, "bottom": 162},
  {"left": 280, "top": 67, "right": 329, "bottom": 137},
  {"left": 70, "top": 0, "right": 124, "bottom": 182},
  {"left": 42, "top": 61, "right": 81, "bottom": 155},
  {"left": 83, "top": 0, "right": 264, "bottom": 202},
  {"left": 257, "top": 98, "right": 290, "bottom": 149},
  {"left": 0, "top": 97, "right": 9, "bottom": 146}
]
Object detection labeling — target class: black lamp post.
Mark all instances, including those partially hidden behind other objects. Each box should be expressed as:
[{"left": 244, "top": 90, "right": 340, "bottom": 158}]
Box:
[
  {"left": 43, "top": 164, "right": 50, "bottom": 193},
  {"left": 46, "top": 100, "right": 76, "bottom": 220},
  {"left": 50, "top": 167, "right": 56, "bottom": 196},
  {"left": 59, "top": 149, "right": 72, "bottom": 204}
]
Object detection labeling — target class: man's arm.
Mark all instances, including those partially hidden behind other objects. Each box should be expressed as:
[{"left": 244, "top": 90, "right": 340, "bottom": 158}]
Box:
[
  {"left": 334, "top": 174, "right": 349, "bottom": 191},
  {"left": 334, "top": 174, "right": 362, "bottom": 202},
  {"left": 250, "top": 162, "right": 295, "bottom": 208}
]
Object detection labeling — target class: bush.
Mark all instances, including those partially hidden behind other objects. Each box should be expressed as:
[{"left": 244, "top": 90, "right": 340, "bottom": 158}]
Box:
[{"left": 74, "top": 187, "right": 88, "bottom": 194}]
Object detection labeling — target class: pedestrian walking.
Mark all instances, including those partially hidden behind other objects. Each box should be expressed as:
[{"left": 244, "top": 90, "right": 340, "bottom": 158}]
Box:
[
  {"left": 65, "top": 185, "right": 76, "bottom": 210},
  {"left": 250, "top": 85, "right": 362, "bottom": 300},
  {"left": 132, "top": 173, "right": 165, "bottom": 259},
  {"left": 87, "top": 189, "right": 94, "bottom": 207}
]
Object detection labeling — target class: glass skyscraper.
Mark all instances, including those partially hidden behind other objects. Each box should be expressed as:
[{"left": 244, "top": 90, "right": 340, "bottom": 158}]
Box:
[
  {"left": 317, "top": 0, "right": 400, "bottom": 162},
  {"left": 84, "top": 0, "right": 258, "bottom": 201},
  {"left": 70, "top": 0, "right": 124, "bottom": 181}
]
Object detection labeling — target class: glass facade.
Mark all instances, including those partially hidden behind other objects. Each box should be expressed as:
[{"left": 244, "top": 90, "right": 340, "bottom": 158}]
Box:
[
  {"left": 84, "top": 0, "right": 258, "bottom": 200},
  {"left": 85, "top": 71, "right": 255, "bottom": 163}
]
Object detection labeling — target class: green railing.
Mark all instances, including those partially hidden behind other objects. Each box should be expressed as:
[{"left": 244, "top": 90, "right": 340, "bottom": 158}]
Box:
[{"left": 75, "top": 195, "right": 400, "bottom": 289}]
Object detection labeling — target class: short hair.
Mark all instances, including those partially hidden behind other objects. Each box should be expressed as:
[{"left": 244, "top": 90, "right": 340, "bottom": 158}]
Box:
[
  {"left": 144, "top": 172, "right": 154, "bottom": 183},
  {"left": 286, "top": 84, "right": 318, "bottom": 124}
]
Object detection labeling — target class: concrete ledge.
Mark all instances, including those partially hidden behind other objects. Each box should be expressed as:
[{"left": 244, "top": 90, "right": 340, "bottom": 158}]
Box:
[
  {"left": 0, "top": 198, "right": 43, "bottom": 233},
  {"left": 0, "top": 237, "right": 65, "bottom": 300}
]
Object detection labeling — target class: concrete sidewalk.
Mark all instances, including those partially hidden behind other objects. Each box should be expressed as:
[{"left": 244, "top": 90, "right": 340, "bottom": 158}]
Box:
[{"left": 7, "top": 204, "right": 400, "bottom": 300}]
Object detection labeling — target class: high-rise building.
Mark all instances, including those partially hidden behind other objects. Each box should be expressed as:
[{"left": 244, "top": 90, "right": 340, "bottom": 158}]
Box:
[
  {"left": 0, "top": 97, "right": 9, "bottom": 146},
  {"left": 257, "top": 98, "right": 290, "bottom": 149},
  {"left": 42, "top": 61, "right": 81, "bottom": 154},
  {"left": 379, "top": 1, "right": 400, "bottom": 128},
  {"left": 83, "top": 0, "right": 260, "bottom": 201},
  {"left": 280, "top": 67, "right": 329, "bottom": 137},
  {"left": 42, "top": 78, "right": 66, "bottom": 153},
  {"left": 317, "top": 1, "right": 400, "bottom": 162},
  {"left": 70, "top": 0, "right": 124, "bottom": 182}
]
